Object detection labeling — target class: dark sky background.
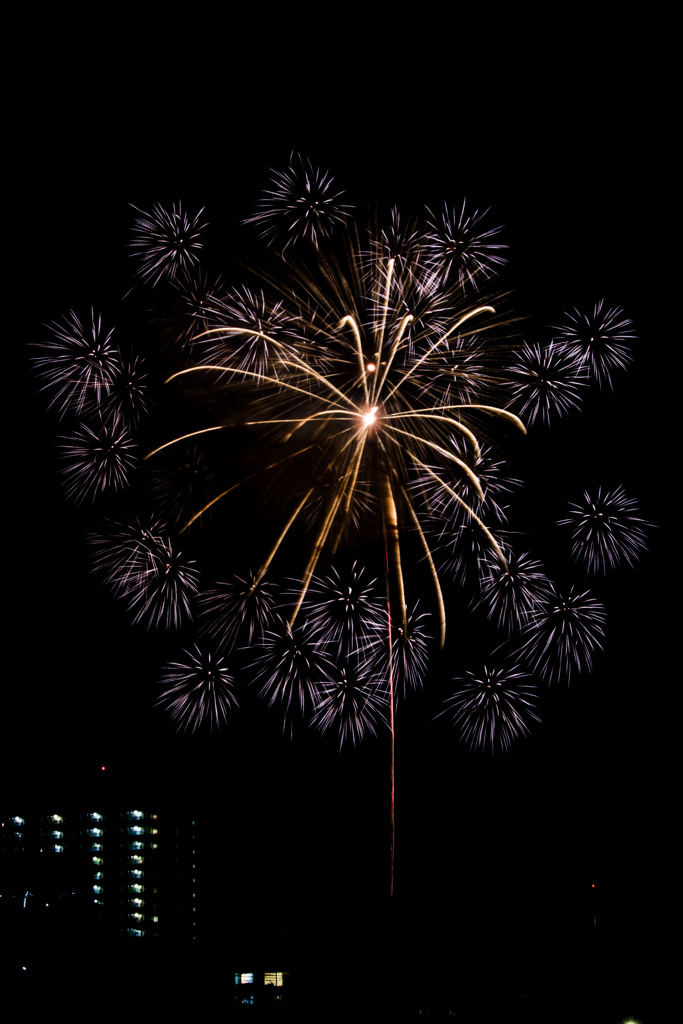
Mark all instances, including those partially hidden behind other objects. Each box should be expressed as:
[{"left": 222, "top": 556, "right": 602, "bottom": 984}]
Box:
[{"left": 7, "top": 33, "right": 671, "bottom": 991}]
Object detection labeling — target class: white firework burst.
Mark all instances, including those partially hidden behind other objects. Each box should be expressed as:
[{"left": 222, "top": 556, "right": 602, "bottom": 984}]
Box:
[
  {"left": 130, "top": 201, "right": 206, "bottom": 287},
  {"left": 553, "top": 300, "right": 635, "bottom": 390},
  {"left": 424, "top": 200, "right": 507, "bottom": 291},
  {"left": 34, "top": 309, "right": 119, "bottom": 418},
  {"left": 516, "top": 584, "right": 607, "bottom": 684},
  {"left": 558, "top": 485, "right": 650, "bottom": 574},
  {"left": 312, "top": 662, "right": 388, "bottom": 748},
  {"left": 508, "top": 341, "right": 586, "bottom": 425},
  {"left": 475, "top": 549, "right": 553, "bottom": 633},
  {"left": 442, "top": 665, "right": 541, "bottom": 753},
  {"left": 158, "top": 644, "right": 237, "bottom": 732},
  {"left": 244, "top": 153, "right": 352, "bottom": 252},
  {"left": 59, "top": 418, "right": 137, "bottom": 503}
]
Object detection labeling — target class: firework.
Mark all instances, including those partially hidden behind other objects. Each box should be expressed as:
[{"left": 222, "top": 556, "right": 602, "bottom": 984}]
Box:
[
  {"left": 424, "top": 200, "right": 507, "bottom": 291},
  {"left": 123, "top": 536, "right": 200, "bottom": 631},
  {"left": 34, "top": 309, "right": 119, "bottom": 418},
  {"left": 507, "top": 340, "right": 587, "bottom": 426},
  {"left": 368, "top": 604, "right": 432, "bottom": 698},
  {"left": 198, "top": 573, "right": 277, "bottom": 654},
  {"left": 59, "top": 418, "right": 137, "bottom": 504},
  {"left": 312, "top": 662, "right": 388, "bottom": 748},
  {"left": 515, "top": 584, "right": 606, "bottom": 685},
  {"left": 558, "top": 485, "right": 649, "bottom": 574},
  {"left": 250, "top": 618, "right": 334, "bottom": 735},
  {"left": 442, "top": 665, "right": 541, "bottom": 753},
  {"left": 90, "top": 517, "right": 167, "bottom": 595},
  {"left": 98, "top": 350, "right": 151, "bottom": 429},
  {"left": 198, "top": 285, "right": 293, "bottom": 380},
  {"left": 36, "top": 156, "right": 644, "bottom": 764},
  {"left": 553, "top": 300, "right": 635, "bottom": 390},
  {"left": 130, "top": 201, "right": 206, "bottom": 287},
  {"left": 244, "top": 153, "right": 352, "bottom": 252},
  {"left": 436, "top": 521, "right": 512, "bottom": 591},
  {"left": 90, "top": 520, "right": 199, "bottom": 630},
  {"left": 475, "top": 549, "right": 552, "bottom": 633},
  {"left": 413, "top": 440, "right": 520, "bottom": 532},
  {"left": 298, "top": 563, "right": 386, "bottom": 651},
  {"left": 150, "top": 443, "right": 218, "bottom": 531},
  {"left": 162, "top": 191, "right": 525, "bottom": 650},
  {"left": 158, "top": 644, "right": 237, "bottom": 732}
]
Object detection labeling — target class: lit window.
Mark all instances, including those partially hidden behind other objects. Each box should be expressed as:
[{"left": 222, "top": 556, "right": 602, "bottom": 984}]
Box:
[
  {"left": 129, "top": 810, "right": 144, "bottom": 819},
  {"left": 236, "top": 973, "right": 254, "bottom": 985},
  {"left": 50, "top": 814, "right": 64, "bottom": 823},
  {"left": 12, "top": 816, "right": 25, "bottom": 825},
  {"left": 264, "top": 973, "right": 284, "bottom": 987},
  {"left": 93, "top": 857, "right": 104, "bottom": 865},
  {"left": 90, "top": 812, "right": 104, "bottom": 821},
  {"left": 90, "top": 843, "right": 103, "bottom": 852}
]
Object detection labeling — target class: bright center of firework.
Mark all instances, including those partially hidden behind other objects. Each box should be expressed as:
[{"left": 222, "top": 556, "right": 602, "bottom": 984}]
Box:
[
  {"left": 363, "top": 406, "right": 378, "bottom": 428},
  {"left": 366, "top": 362, "right": 376, "bottom": 373}
]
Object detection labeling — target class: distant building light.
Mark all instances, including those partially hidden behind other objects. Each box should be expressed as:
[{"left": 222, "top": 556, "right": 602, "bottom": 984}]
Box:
[{"left": 236, "top": 973, "right": 254, "bottom": 985}]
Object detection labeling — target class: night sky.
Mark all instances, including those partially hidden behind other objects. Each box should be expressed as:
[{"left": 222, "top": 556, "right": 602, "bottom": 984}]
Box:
[{"left": 7, "top": 33, "right": 672, "bottom": 1016}]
